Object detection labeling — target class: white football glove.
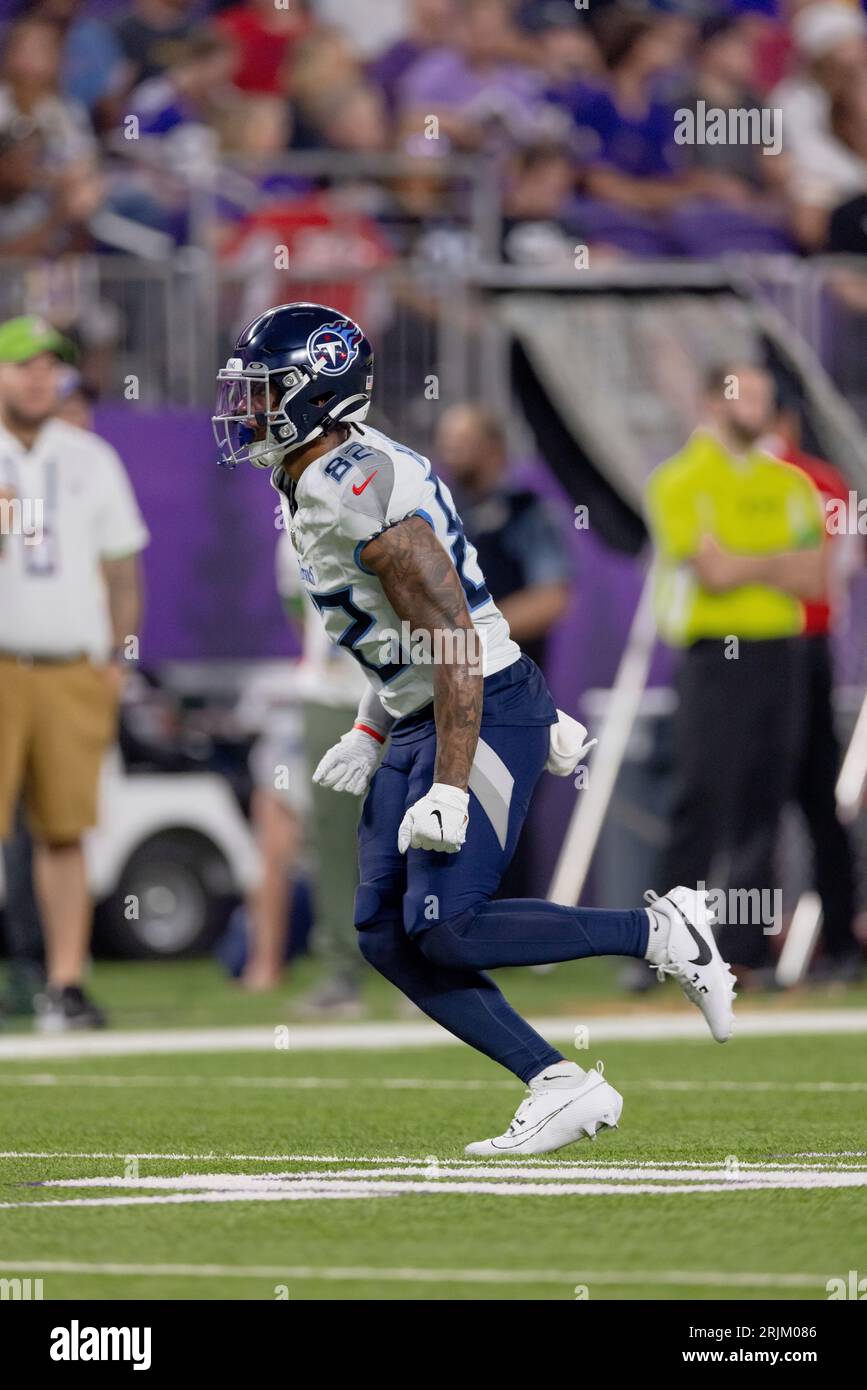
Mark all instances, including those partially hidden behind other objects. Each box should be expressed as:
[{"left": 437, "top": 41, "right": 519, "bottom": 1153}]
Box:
[
  {"left": 545, "top": 709, "right": 597, "bottom": 776},
  {"left": 312, "top": 727, "right": 382, "bottom": 796},
  {"left": 398, "top": 783, "right": 469, "bottom": 854}
]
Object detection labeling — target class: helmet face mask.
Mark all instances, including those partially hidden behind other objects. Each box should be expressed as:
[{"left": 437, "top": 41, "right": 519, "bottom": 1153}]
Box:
[
  {"left": 212, "top": 303, "right": 374, "bottom": 472},
  {"left": 213, "top": 363, "right": 311, "bottom": 470}
]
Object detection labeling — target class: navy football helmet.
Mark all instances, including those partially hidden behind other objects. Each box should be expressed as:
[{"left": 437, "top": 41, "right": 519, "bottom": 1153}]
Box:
[{"left": 212, "top": 302, "right": 374, "bottom": 470}]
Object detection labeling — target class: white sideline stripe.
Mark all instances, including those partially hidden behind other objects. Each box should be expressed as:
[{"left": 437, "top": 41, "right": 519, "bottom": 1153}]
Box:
[
  {"left": 3, "top": 1151, "right": 867, "bottom": 1171},
  {"left": 0, "top": 1260, "right": 826, "bottom": 1289},
  {"left": 1, "top": 1073, "right": 867, "bottom": 1095},
  {"left": 0, "top": 1008, "right": 865, "bottom": 1059}
]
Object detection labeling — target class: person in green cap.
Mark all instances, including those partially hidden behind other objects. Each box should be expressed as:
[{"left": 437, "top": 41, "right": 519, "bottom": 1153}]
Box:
[{"left": 0, "top": 314, "right": 150, "bottom": 1030}]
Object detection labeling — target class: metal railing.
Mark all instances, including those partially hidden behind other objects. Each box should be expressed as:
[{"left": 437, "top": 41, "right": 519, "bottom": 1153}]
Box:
[{"left": 3, "top": 241, "right": 867, "bottom": 434}]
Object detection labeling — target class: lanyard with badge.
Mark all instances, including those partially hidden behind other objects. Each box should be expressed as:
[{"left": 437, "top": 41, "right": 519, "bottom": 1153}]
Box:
[
  {"left": 3, "top": 453, "right": 59, "bottom": 575},
  {"left": 0, "top": 453, "right": 10, "bottom": 555}
]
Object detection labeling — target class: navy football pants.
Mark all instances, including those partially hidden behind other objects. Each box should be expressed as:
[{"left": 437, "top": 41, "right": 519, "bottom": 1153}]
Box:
[{"left": 354, "top": 717, "right": 648, "bottom": 1083}]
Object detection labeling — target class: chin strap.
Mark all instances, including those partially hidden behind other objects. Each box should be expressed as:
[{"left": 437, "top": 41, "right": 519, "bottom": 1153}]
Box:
[{"left": 260, "top": 413, "right": 356, "bottom": 470}]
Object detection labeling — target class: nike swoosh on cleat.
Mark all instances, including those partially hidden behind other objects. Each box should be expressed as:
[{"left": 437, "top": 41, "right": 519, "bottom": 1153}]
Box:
[
  {"left": 490, "top": 1080, "right": 606, "bottom": 1149},
  {"left": 669, "top": 899, "right": 713, "bottom": 966}
]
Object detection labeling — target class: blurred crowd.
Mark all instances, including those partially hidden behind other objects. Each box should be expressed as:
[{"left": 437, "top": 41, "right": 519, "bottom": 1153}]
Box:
[{"left": 2, "top": 0, "right": 867, "bottom": 269}]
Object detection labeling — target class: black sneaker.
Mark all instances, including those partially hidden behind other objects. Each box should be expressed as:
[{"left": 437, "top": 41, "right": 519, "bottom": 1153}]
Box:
[
  {"left": 294, "top": 975, "right": 365, "bottom": 1019},
  {"left": 34, "top": 985, "right": 107, "bottom": 1033}
]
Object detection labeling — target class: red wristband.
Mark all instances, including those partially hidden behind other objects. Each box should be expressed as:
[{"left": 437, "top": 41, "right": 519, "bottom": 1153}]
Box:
[{"left": 354, "top": 722, "right": 386, "bottom": 745}]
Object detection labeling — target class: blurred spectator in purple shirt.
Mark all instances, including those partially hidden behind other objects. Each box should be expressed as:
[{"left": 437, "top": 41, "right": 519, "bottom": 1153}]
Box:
[
  {"left": 368, "top": 0, "right": 458, "bottom": 113},
  {"left": 556, "top": 13, "right": 690, "bottom": 212},
  {"left": 396, "top": 0, "right": 548, "bottom": 152}
]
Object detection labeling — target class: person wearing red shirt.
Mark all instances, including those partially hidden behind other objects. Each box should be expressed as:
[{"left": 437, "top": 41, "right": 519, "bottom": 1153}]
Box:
[
  {"left": 217, "top": 0, "right": 312, "bottom": 97},
  {"left": 768, "top": 414, "right": 863, "bottom": 980},
  {"left": 218, "top": 190, "right": 394, "bottom": 333}
]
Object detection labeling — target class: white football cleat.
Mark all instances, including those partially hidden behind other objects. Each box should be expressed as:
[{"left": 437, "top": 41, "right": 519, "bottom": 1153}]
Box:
[
  {"left": 464, "top": 1061, "right": 623, "bottom": 1157},
  {"left": 645, "top": 886, "right": 736, "bottom": 1042}
]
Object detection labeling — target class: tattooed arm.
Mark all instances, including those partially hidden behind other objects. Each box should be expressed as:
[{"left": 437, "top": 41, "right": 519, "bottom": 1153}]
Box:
[{"left": 361, "top": 515, "right": 482, "bottom": 790}]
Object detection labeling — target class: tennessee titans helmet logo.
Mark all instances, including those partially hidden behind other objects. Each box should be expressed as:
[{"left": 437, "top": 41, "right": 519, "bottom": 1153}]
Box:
[
  {"left": 213, "top": 303, "right": 374, "bottom": 469},
  {"left": 306, "top": 319, "right": 363, "bottom": 377}
]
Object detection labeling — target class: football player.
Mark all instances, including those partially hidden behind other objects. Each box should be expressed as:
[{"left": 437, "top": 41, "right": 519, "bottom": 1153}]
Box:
[{"left": 213, "top": 302, "right": 736, "bottom": 1155}]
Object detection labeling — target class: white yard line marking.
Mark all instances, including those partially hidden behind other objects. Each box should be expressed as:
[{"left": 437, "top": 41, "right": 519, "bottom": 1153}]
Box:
[
  {"left": 0, "top": 1008, "right": 865, "bottom": 1059},
  {"left": 4, "top": 1162, "right": 867, "bottom": 1209},
  {"left": 0, "top": 1260, "right": 827, "bottom": 1289},
  {"left": 31, "top": 1164, "right": 867, "bottom": 1186},
  {"left": 5, "top": 1171, "right": 867, "bottom": 1206},
  {"left": 5, "top": 1144, "right": 867, "bottom": 1210}
]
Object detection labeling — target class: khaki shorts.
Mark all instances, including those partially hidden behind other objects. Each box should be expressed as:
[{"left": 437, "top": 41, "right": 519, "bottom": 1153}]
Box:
[{"left": 0, "top": 656, "right": 118, "bottom": 843}]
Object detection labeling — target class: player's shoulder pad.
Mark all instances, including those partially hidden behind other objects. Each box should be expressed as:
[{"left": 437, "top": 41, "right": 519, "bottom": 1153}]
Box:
[
  {"left": 333, "top": 437, "right": 430, "bottom": 549},
  {"left": 340, "top": 444, "right": 397, "bottom": 525}
]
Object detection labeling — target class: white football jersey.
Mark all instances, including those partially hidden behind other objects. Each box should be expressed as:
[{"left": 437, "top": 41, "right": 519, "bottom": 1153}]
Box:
[{"left": 271, "top": 425, "right": 520, "bottom": 719}]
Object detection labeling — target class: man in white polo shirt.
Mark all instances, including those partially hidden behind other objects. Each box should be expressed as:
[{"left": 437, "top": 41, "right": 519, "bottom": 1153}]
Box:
[{"left": 0, "top": 315, "right": 149, "bottom": 1030}]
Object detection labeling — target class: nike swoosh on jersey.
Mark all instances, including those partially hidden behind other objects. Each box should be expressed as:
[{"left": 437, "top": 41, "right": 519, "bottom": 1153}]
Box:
[{"left": 351, "top": 469, "right": 379, "bottom": 496}]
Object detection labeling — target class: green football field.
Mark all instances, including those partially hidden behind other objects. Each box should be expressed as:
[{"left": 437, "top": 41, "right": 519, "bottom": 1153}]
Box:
[{"left": 0, "top": 961, "right": 865, "bottom": 1302}]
